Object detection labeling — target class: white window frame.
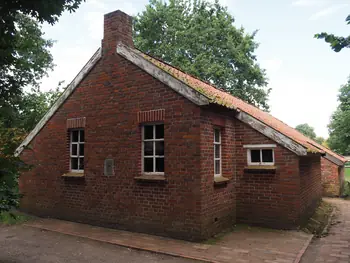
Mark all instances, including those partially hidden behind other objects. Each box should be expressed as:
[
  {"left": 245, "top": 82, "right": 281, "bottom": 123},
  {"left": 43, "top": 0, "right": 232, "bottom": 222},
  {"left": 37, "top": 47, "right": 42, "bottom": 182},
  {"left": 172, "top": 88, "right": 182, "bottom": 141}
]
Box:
[
  {"left": 214, "top": 128, "right": 222, "bottom": 177},
  {"left": 142, "top": 124, "right": 164, "bottom": 175},
  {"left": 244, "top": 144, "right": 276, "bottom": 166},
  {"left": 70, "top": 129, "right": 84, "bottom": 172}
]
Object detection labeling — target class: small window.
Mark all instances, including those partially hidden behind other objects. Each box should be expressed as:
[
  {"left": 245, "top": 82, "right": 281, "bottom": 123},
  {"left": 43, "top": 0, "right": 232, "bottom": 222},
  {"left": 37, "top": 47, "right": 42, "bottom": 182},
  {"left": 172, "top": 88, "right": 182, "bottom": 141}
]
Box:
[
  {"left": 214, "top": 128, "right": 221, "bottom": 177},
  {"left": 70, "top": 129, "right": 84, "bottom": 172},
  {"left": 247, "top": 148, "right": 274, "bottom": 165},
  {"left": 143, "top": 124, "right": 164, "bottom": 174}
]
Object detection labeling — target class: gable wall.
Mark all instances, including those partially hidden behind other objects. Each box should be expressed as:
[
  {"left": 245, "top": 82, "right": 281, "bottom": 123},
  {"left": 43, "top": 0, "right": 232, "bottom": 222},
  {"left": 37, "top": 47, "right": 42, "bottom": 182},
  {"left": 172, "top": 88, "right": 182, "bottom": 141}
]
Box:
[
  {"left": 321, "top": 158, "right": 343, "bottom": 197},
  {"left": 235, "top": 120, "right": 302, "bottom": 228},
  {"left": 19, "top": 53, "right": 204, "bottom": 240}
]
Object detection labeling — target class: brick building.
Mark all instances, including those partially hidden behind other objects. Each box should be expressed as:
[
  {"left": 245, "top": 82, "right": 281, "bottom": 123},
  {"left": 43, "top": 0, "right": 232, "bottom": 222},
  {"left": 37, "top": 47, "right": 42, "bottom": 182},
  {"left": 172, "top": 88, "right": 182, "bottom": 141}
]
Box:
[
  {"left": 16, "top": 10, "right": 345, "bottom": 241},
  {"left": 321, "top": 158, "right": 344, "bottom": 197}
]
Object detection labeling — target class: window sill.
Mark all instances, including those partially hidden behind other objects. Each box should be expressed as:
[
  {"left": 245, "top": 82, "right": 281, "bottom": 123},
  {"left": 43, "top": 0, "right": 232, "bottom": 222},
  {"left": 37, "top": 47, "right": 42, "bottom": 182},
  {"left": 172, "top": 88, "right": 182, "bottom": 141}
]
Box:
[
  {"left": 214, "top": 176, "right": 230, "bottom": 185},
  {"left": 62, "top": 172, "right": 85, "bottom": 178},
  {"left": 244, "top": 165, "right": 276, "bottom": 173},
  {"left": 134, "top": 174, "right": 166, "bottom": 182}
]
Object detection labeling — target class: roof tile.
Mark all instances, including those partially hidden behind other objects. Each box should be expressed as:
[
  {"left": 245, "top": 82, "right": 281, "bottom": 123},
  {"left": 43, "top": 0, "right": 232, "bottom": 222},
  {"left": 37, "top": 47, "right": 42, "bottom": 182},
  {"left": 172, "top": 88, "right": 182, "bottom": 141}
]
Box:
[{"left": 140, "top": 51, "right": 345, "bottom": 163}]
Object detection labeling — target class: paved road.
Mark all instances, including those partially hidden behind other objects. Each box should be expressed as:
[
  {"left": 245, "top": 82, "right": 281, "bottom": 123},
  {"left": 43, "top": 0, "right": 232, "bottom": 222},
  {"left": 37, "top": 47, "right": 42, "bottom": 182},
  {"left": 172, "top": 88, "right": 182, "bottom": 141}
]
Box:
[
  {"left": 0, "top": 225, "right": 199, "bottom": 263},
  {"left": 301, "top": 198, "right": 350, "bottom": 263}
]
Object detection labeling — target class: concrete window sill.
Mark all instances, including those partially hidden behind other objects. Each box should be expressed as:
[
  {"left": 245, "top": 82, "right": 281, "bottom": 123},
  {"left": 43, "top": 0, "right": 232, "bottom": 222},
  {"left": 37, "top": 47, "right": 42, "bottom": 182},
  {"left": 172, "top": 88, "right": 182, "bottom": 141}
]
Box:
[
  {"left": 62, "top": 172, "right": 85, "bottom": 178},
  {"left": 134, "top": 174, "right": 166, "bottom": 182},
  {"left": 244, "top": 166, "right": 276, "bottom": 173},
  {"left": 214, "top": 176, "right": 229, "bottom": 185}
]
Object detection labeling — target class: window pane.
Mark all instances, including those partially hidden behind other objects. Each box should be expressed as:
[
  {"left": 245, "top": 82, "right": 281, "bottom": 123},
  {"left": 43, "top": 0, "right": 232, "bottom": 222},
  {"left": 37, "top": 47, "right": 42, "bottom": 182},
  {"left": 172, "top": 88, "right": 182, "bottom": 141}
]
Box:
[
  {"left": 71, "top": 144, "right": 78, "bottom": 156},
  {"left": 144, "top": 141, "right": 153, "bottom": 156},
  {"left": 215, "top": 144, "right": 220, "bottom": 158},
  {"left": 79, "top": 158, "right": 84, "bottom": 170},
  {"left": 155, "top": 124, "right": 164, "bottom": 139},
  {"left": 215, "top": 160, "right": 220, "bottom": 174},
  {"left": 250, "top": 150, "right": 261, "bottom": 163},
  {"left": 155, "top": 141, "right": 164, "bottom": 156},
  {"left": 144, "top": 125, "right": 153, "bottom": 139},
  {"left": 71, "top": 158, "right": 78, "bottom": 170},
  {"left": 79, "top": 144, "right": 84, "bottom": 156},
  {"left": 156, "top": 158, "right": 164, "bottom": 172},
  {"left": 214, "top": 129, "right": 220, "bottom": 142},
  {"left": 144, "top": 158, "right": 153, "bottom": 172},
  {"left": 80, "top": 130, "right": 85, "bottom": 142},
  {"left": 262, "top": 149, "right": 273, "bottom": 163},
  {"left": 72, "top": 130, "right": 79, "bottom": 142}
]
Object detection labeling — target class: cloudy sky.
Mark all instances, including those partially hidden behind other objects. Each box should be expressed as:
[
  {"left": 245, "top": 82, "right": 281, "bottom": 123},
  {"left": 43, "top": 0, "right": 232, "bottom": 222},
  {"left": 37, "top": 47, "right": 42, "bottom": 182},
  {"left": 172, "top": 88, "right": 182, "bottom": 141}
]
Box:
[{"left": 39, "top": 0, "right": 350, "bottom": 137}]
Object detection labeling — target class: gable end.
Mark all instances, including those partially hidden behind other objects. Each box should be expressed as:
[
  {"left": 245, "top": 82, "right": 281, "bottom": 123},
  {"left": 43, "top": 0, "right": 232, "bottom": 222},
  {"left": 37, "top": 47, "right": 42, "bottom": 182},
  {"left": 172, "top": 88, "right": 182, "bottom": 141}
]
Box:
[{"left": 15, "top": 48, "right": 102, "bottom": 156}]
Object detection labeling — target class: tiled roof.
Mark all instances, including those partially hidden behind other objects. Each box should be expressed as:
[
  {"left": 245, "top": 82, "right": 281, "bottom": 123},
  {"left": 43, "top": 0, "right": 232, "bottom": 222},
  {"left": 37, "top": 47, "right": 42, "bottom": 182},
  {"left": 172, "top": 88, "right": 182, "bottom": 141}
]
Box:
[{"left": 140, "top": 51, "right": 346, "bottom": 163}]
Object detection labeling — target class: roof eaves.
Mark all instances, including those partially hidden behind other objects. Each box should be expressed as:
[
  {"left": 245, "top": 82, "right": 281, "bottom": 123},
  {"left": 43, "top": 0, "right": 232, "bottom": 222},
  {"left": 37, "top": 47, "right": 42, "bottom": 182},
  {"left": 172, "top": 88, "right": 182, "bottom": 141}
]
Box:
[{"left": 236, "top": 111, "right": 308, "bottom": 156}]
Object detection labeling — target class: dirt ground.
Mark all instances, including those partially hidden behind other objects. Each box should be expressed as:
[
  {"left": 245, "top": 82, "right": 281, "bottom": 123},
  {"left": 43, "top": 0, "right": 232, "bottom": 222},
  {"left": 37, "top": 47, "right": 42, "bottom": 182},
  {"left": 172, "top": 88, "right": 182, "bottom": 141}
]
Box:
[{"left": 0, "top": 225, "right": 199, "bottom": 263}]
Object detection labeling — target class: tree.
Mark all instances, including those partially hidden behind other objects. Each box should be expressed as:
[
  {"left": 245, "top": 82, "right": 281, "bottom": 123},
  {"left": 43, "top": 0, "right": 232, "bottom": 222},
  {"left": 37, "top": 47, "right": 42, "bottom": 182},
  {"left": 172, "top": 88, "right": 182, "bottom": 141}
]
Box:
[
  {"left": 0, "top": 85, "right": 63, "bottom": 215},
  {"left": 295, "top": 123, "right": 317, "bottom": 140},
  {"left": 0, "top": 0, "right": 83, "bottom": 214},
  {"left": 134, "top": 0, "right": 270, "bottom": 110},
  {"left": 0, "top": 123, "right": 27, "bottom": 213},
  {"left": 12, "top": 84, "right": 65, "bottom": 132},
  {"left": 0, "top": 14, "right": 54, "bottom": 124},
  {"left": 315, "top": 136, "right": 326, "bottom": 145},
  {"left": 328, "top": 77, "right": 350, "bottom": 155},
  {"left": 0, "top": 0, "right": 84, "bottom": 109},
  {"left": 315, "top": 14, "right": 350, "bottom": 52}
]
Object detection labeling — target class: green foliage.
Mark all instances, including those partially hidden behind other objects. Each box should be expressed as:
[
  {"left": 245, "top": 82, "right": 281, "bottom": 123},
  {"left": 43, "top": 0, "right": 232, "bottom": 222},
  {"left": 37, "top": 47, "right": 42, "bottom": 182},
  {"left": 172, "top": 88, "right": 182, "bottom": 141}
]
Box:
[
  {"left": 1, "top": 0, "right": 84, "bottom": 25},
  {"left": 295, "top": 123, "right": 317, "bottom": 140},
  {"left": 0, "top": 211, "right": 33, "bottom": 225},
  {"left": 315, "top": 136, "right": 326, "bottom": 145},
  {"left": 0, "top": 0, "right": 83, "bottom": 113},
  {"left": 315, "top": 14, "right": 350, "bottom": 52},
  {"left": 0, "top": 0, "right": 79, "bottom": 214},
  {"left": 16, "top": 84, "right": 65, "bottom": 132},
  {"left": 134, "top": 0, "right": 270, "bottom": 110},
  {"left": 328, "top": 77, "right": 350, "bottom": 155},
  {"left": 0, "top": 122, "right": 27, "bottom": 213},
  {"left": 0, "top": 13, "right": 54, "bottom": 124}
]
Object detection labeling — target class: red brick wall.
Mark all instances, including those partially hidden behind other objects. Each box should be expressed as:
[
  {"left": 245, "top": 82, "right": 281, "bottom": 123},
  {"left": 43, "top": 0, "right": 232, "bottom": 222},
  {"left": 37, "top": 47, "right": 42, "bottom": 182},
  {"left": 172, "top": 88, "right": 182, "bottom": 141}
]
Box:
[
  {"left": 299, "top": 155, "right": 322, "bottom": 222},
  {"left": 20, "top": 46, "right": 206, "bottom": 240},
  {"left": 235, "top": 120, "right": 302, "bottom": 228},
  {"left": 321, "top": 158, "right": 343, "bottom": 197},
  {"left": 199, "top": 109, "right": 236, "bottom": 238}
]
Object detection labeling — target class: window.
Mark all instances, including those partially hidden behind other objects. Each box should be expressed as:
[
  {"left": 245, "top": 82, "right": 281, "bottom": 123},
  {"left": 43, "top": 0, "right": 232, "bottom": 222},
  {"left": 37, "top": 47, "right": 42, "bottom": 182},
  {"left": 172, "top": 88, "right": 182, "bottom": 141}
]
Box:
[
  {"left": 214, "top": 128, "right": 221, "bottom": 177},
  {"left": 142, "top": 124, "right": 164, "bottom": 174},
  {"left": 245, "top": 145, "right": 275, "bottom": 166},
  {"left": 70, "top": 129, "right": 84, "bottom": 172}
]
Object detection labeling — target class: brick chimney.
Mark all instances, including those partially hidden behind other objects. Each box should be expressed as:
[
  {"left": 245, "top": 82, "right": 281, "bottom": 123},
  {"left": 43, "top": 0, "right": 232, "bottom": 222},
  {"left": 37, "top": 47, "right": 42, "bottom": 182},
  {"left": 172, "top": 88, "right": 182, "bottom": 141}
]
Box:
[{"left": 103, "top": 10, "right": 134, "bottom": 55}]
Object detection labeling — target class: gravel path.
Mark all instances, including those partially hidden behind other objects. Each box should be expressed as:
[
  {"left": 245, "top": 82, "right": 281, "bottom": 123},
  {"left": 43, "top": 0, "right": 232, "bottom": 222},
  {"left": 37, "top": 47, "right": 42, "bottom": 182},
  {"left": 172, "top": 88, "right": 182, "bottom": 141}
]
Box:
[{"left": 0, "top": 225, "right": 200, "bottom": 263}]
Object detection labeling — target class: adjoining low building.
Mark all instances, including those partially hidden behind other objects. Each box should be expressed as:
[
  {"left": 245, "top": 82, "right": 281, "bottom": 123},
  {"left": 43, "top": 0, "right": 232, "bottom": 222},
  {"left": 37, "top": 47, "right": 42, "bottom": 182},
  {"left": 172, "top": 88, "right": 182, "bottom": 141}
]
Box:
[
  {"left": 16, "top": 10, "right": 345, "bottom": 241},
  {"left": 321, "top": 157, "right": 345, "bottom": 197}
]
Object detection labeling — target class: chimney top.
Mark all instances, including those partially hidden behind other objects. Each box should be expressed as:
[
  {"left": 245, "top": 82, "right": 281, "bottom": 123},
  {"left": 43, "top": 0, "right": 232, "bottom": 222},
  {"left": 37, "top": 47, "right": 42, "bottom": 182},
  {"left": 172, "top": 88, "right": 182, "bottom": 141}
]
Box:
[{"left": 103, "top": 10, "right": 133, "bottom": 55}]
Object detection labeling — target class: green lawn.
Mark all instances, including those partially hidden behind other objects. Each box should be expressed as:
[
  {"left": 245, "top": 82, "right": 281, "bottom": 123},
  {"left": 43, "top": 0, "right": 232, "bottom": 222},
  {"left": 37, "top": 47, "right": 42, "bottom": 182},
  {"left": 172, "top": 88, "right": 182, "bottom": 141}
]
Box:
[{"left": 345, "top": 167, "right": 350, "bottom": 182}]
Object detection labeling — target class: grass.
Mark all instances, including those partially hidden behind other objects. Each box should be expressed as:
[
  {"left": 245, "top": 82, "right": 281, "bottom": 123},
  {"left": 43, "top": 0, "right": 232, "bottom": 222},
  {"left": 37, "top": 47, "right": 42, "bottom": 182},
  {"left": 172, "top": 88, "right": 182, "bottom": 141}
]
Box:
[
  {"left": 301, "top": 201, "right": 333, "bottom": 237},
  {"left": 0, "top": 211, "right": 33, "bottom": 225},
  {"left": 345, "top": 167, "right": 350, "bottom": 182}
]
